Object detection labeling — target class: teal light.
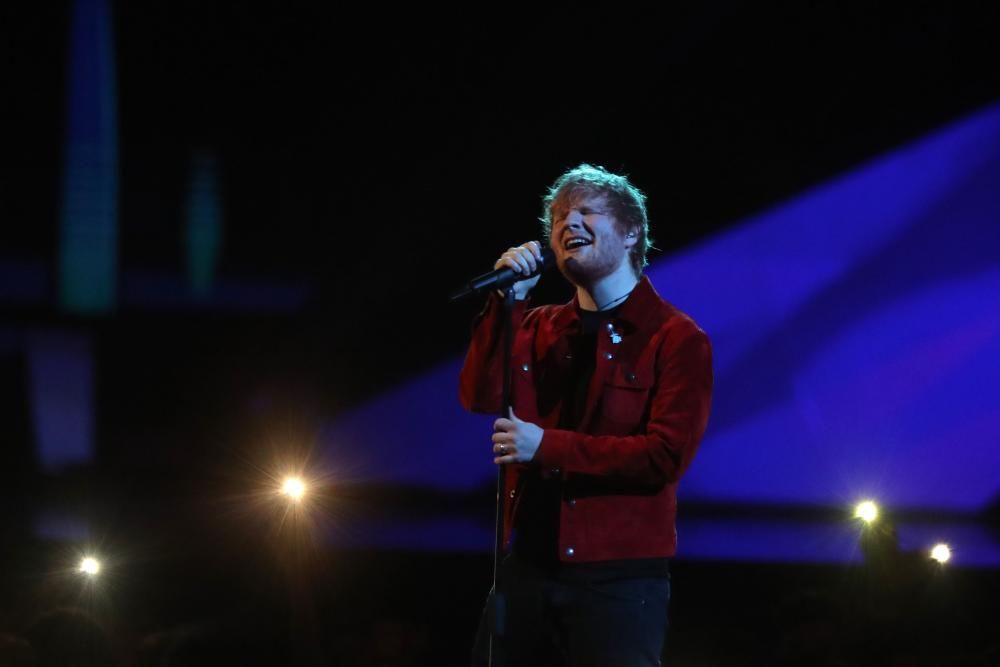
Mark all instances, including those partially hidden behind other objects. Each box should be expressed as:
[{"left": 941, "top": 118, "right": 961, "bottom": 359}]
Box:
[
  {"left": 185, "top": 150, "right": 223, "bottom": 299},
  {"left": 58, "top": 0, "right": 118, "bottom": 313}
]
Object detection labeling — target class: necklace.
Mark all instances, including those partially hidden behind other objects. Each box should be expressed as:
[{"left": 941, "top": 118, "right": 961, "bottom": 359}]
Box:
[{"left": 597, "top": 287, "right": 634, "bottom": 311}]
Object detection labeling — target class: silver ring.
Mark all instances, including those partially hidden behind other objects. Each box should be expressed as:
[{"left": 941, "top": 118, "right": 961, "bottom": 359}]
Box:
[{"left": 498, "top": 444, "right": 507, "bottom": 455}]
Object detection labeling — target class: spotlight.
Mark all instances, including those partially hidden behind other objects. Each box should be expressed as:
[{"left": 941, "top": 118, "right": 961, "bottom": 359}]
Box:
[
  {"left": 854, "top": 500, "right": 879, "bottom": 524},
  {"left": 930, "top": 543, "right": 952, "bottom": 564},
  {"left": 281, "top": 477, "right": 306, "bottom": 501},
  {"left": 79, "top": 556, "right": 101, "bottom": 576}
]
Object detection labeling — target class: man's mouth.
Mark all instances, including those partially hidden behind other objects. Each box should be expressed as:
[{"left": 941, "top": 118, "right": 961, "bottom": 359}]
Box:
[{"left": 563, "top": 236, "right": 592, "bottom": 251}]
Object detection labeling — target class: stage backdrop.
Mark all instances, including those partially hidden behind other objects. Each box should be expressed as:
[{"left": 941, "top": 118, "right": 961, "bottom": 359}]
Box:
[{"left": 319, "top": 102, "right": 1000, "bottom": 563}]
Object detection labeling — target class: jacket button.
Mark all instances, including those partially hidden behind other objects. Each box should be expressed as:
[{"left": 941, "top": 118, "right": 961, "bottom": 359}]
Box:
[
  {"left": 509, "top": 489, "right": 516, "bottom": 499},
  {"left": 565, "top": 547, "right": 575, "bottom": 557},
  {"left": 567, "top": 498, "right": 576, "bottom": 507},
  {"left": 604, "top": 352, "right": 613, "bottom": 360},
  {"left": 521, "top": 363, "right": 529, "bottom": 372},
  {"left": 626, "top": 372, "right": 636, "bottom": 383},
  {"left": 549, "top": 467, "right": 560, "bottom": 476},
  {"left": 565, "top": 353, "right": 573, "bottom": 360}
]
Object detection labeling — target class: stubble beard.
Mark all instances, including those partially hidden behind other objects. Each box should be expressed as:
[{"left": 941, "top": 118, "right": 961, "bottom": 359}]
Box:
[{"left": 559, "top": 237, "right": 624, "bottom": 289}]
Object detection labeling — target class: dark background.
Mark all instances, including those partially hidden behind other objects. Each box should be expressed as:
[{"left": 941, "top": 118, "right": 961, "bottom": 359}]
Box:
[{"left": 3, "top": 2, "right": 1000, "bottom": 665}]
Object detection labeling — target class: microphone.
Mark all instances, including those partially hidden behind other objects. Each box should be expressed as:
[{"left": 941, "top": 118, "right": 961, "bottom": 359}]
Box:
[{"left": 450, "top": 247, "right": 555, "bottom": 301}]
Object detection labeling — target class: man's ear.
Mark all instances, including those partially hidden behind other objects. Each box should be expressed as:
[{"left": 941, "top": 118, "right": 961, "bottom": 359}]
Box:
[{"left": 624, "top": 227, "right": 639, "bottom": 248}]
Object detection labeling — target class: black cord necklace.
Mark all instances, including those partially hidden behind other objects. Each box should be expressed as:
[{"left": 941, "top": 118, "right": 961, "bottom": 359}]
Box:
[{"left": 597, "top": 286, "right": 635, "bottom": 311}]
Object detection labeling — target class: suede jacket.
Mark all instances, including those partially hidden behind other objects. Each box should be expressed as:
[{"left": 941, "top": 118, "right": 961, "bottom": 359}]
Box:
[{"left": 459, "top": 276, "right": 713, "bottom": 562}]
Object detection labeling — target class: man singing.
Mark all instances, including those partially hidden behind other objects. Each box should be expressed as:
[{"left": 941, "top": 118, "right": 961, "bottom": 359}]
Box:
[{"left": 461, "top": 164, "right": 713, "bottom": 666}]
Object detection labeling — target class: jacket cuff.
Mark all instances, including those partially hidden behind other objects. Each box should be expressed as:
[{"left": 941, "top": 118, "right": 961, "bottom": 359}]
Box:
[
  {"left": 475, "top": 291, "right": 530, "bottom": 327},
  {"left": 535, "top": 428, "right": 574, "bottom": 471}
]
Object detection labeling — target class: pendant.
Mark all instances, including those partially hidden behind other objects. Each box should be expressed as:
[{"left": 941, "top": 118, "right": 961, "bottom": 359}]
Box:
[{"left": 605, "top": 322, "right": 622, "bottom": 345}]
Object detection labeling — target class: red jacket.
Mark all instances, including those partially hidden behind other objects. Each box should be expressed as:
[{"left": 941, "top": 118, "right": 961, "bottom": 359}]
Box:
[{"left": 459, "top": 276, "right": 713, "bottom": 562}]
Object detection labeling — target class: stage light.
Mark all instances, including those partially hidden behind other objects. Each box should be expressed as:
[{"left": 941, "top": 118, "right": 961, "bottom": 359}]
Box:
[
  {"left": 930, "top": 543, "right": 952, "bottom": 564},
  {"left": 281, "top": 477, "right": 306, "bottom": 501},
  {"left": 854, "top": 500, "right": 879, "bottom": 524},
  {"left": 79, "top": 556, "right": 100, "bottom": 576}
]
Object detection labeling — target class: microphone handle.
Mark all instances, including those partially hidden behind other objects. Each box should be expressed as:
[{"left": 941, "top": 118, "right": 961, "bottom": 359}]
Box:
[{"left": 451, "top": 247, "right": 554, "bottom": 301}]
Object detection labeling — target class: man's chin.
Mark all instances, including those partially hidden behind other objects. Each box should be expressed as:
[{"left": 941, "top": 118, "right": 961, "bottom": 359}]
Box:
[{"left": 560, "top": 256, "right": 591, "bottom": 285}]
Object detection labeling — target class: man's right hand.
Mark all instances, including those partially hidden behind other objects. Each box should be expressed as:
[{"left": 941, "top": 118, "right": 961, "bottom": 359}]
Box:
[{"left": 494, "top": 241, "right": 545, "bottom": 300}]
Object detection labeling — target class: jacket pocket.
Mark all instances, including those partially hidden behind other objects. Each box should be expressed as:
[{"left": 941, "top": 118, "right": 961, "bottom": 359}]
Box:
[{"left": 600, "top": 365, "right": 653, "bottom": 427}]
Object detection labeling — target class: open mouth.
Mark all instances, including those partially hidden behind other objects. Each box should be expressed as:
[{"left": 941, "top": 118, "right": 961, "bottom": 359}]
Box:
[{"left": 563, "top": 236, "right": 592, "bottom": 251}]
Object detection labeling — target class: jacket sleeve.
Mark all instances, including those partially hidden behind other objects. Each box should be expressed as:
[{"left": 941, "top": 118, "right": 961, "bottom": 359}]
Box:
[
  {"left": 458, "top": 293, "right": 530, "bottom": 415},
  {"left": 533, "top": 323, "right": 713, "bottom": 486}
]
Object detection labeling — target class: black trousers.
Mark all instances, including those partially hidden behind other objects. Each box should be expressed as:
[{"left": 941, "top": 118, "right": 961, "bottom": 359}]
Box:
[{"left": 471, "top": 555, "right": 671, "bottom": 667}]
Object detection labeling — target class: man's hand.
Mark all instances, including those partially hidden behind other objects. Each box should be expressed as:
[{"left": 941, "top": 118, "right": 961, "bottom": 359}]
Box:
[
  {"left": 494, "top": 241, "right": 545, "bottom": 300},
  {"left": 492, "top": 409, "right": 543, "bottom": 464}
]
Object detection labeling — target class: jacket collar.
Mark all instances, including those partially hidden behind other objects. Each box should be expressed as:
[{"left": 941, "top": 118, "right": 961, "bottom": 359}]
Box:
[{"left": 550, "top": 275, "right": 669, "bottom": 336}]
